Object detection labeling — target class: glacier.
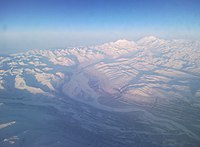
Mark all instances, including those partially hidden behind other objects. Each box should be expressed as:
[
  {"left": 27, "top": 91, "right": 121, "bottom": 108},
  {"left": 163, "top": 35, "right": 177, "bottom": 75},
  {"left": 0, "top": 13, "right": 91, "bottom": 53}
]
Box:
[{"left": 0, "top": 36, "right": 200, "bottom": 147}]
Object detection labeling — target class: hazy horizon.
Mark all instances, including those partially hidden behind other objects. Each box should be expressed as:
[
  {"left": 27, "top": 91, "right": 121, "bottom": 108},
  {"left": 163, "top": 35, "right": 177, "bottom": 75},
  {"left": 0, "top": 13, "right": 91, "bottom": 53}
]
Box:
[
  {"left": 1, "top": 1, "right": 200, "bottom": 146},
  {"left": 1, "top": 0, "right": 200, "bottom": 54}
]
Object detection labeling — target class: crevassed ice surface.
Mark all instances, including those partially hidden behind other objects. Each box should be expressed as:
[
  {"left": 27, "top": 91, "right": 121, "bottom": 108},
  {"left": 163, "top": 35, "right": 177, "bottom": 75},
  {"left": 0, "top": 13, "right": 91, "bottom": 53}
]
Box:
[{"left": 0, "top": 36, "right": 200, "bottom": 147}]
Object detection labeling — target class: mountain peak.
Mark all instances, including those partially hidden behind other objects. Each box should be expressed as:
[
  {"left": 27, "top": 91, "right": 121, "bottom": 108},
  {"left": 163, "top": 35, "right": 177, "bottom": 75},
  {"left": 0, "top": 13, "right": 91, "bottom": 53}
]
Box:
[
  {"left": 112, "top": 39, "right": 137, "bottom": 48},
  {"left": 139, "top": 36, "right": 159, "bottom": 41},
  {"left": 114, "top": 39, "right": 131, "bottom": 44},
  {"left": 137, "top": 36, "right": 165, "bottom": 45}
]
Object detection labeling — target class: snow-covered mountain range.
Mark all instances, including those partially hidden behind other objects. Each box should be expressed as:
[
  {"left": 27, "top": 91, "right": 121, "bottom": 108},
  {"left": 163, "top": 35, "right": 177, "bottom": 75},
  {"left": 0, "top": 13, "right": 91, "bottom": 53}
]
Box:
[
  {"left": 1, "top": 36, "right": 200, "bottom": 109},
  {"left": 1, "top": 36, "right": 200, "bottom": 146}
]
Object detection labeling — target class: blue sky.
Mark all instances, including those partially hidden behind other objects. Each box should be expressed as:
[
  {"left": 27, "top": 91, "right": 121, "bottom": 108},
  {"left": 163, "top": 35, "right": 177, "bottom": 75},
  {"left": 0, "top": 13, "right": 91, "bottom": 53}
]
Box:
[{"left": 0, "top": 0, "right": 200, "bottom": 53}]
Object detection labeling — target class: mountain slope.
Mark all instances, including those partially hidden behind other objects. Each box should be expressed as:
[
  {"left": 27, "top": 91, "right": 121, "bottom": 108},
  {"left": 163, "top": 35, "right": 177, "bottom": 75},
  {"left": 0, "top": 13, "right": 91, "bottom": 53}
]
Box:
[
  {"left": 1, "top": 36, "right": 200, "bottom": 146},
  {"left": 1, "top": 37, "right": 200, "bottom": 107}
]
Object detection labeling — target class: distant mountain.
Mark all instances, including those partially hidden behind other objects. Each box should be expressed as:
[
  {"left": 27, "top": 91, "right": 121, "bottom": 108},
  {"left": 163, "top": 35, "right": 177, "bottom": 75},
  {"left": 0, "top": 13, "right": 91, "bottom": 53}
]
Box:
[
  {"left": 1, "top": 36, "right": 200, "bottom": 108},
  {"left": 1, "top": 36, "right": 200, "bottom": 146}
]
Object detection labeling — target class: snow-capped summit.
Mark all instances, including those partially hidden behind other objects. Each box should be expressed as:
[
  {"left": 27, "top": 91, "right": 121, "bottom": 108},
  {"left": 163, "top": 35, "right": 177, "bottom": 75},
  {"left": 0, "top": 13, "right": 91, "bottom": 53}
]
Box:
[
  {"left": 138, "top": 36, "right": 159, "bottom": 42},
  {"left": 114, "top": 39, "right": 130, "bottom": 44},
  {"left": 99, "top": 39, "right": 137, "bottom": 49},
  {"left": 141, "top": 35, "right": 158, "bottom": 41},
  {"left": 95, "top": 39, "right": 138, "bottom": 58},
  {"left": 112, "top": 39, "right": 137, "bottom": 49},
  {"left": 137, "top": 36, "right": 166, "bottom": 46}
]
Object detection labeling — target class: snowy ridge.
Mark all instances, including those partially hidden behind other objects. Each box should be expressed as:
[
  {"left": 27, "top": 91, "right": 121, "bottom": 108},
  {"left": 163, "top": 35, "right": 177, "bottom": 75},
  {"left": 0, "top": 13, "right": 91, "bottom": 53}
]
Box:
[
  {"left": 1, "top": 36, "right": 200, "bottom": 146},
  {"left": 0, "top": 36, "right": 200, "bottom": 109}
]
